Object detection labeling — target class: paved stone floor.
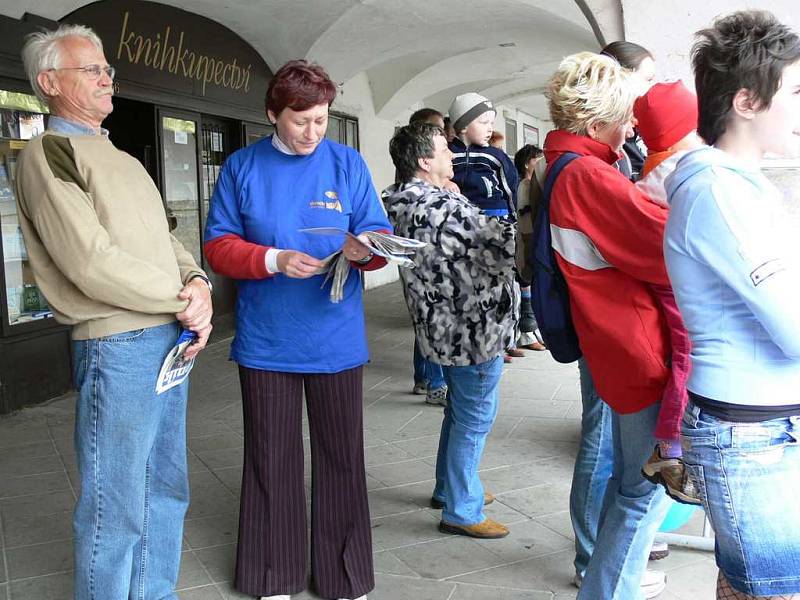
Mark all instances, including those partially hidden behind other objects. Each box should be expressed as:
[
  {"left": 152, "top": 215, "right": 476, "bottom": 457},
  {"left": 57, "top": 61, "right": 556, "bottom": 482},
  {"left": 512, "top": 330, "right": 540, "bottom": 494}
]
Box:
[{"left": 0, "top": 281, "right": 718, "bottom": 600}]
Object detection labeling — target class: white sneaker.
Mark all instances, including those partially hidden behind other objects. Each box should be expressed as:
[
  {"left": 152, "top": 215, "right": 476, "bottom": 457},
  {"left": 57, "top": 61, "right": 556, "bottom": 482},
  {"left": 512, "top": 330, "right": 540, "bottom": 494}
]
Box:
[
  {"left": 338, "top": 597, "right": 367, "bottom": 600},
  {"left": 572, "top": 573, "right": 582, "bottom": 589},
  {"left": 258, "top": 596, "right": 290, "bottom": 600},
  {"left": 573, "top": 570, "right": 665, "bottom": 598},
  {"left": 640, "top": 569, "right": 666, "bottom": 598}
]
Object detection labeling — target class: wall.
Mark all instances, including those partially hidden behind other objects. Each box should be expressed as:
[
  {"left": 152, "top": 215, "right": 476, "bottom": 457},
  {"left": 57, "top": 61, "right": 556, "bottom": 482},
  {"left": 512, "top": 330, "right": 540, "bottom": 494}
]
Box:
[
  {"left": 496, "top": 105, "right": 552, "bottom": 155},
  {"left": 622, "top": 0, "right": 800, "bottom": 200},
  {"left": 331, "top": 72, "right": 407, "bottom": 288},
  {"left": 622, "top": 0, "right": 799, "bottom": 86}
]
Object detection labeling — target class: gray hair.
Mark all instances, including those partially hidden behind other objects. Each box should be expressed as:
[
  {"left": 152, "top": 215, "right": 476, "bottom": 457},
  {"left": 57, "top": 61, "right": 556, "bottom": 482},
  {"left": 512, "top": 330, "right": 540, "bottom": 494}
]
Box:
[{"left": 21, "top": 24, "right": 104, "bottom": 102}]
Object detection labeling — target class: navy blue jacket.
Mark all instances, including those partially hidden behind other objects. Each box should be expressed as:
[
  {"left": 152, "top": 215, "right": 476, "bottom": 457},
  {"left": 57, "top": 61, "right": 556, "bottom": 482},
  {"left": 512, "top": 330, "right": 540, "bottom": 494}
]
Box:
[{"left": 449, "top": 138, "right": 519, "bottom": 214}]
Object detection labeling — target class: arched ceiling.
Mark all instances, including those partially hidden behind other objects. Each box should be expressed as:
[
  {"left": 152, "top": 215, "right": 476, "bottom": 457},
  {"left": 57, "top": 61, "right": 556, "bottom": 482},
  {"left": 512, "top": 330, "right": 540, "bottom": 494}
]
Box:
[{"left": 1, "top": 0, "right": 623, "bottom": 121}]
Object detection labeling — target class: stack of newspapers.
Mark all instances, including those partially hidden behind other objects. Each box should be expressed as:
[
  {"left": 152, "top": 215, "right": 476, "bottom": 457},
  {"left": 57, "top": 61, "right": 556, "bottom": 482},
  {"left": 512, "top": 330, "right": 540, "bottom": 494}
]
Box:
[{"left": 300, "top": 227, "right": 426, "bottom": 302}]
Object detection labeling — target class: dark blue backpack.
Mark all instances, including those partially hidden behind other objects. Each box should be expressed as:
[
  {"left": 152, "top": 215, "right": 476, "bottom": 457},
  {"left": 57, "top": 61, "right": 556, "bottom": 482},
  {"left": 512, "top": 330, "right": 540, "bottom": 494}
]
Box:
[{"left": 529, "top": 152, "right": 582, "bottom": 363}]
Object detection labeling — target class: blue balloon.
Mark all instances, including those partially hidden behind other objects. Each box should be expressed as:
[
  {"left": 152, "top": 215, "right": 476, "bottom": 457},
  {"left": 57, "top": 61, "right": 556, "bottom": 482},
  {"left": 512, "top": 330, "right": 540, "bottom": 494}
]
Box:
[{"left": 659, "top": 500, "right": 698, "bottom": 532}]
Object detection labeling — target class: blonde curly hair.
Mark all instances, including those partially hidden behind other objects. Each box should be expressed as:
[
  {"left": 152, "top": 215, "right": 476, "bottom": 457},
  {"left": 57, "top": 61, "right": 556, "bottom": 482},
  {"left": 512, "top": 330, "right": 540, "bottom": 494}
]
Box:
[{"left": 546, "top": 51, "right": 636, "bottom": 135}]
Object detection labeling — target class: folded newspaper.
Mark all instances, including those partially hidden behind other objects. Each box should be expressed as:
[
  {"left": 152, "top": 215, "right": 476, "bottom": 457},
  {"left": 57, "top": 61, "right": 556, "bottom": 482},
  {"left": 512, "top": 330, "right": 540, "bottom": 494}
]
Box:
[
  {"left": 156, "top": 329, "right": 198, "bottom": 394},
  {"left": 300, "top": 228, "right": 426, "bottom": 302}
]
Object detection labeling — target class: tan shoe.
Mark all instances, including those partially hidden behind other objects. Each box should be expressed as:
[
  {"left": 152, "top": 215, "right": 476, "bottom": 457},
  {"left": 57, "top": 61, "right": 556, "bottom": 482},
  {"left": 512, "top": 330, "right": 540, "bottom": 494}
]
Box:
[
  {"left": 641, "top": 446, "right": 703, "bottom": 506},
  {"left": 430, "top": 492, "right": 495, "bottom": 510},
  {"left": 439, "top": 517, "right": 509, "bottom": 539},
  {"left": 521, "top": 341, "right": 547, "bottom": 351}
]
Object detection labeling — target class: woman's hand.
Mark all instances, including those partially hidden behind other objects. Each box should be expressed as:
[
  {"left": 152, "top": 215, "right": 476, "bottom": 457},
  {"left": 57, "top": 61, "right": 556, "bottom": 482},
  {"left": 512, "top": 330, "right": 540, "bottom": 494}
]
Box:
[
  {"left": 442, "top": 179, "right": 460, "bottom": 194},
  {"left": 342, "top": 235, "right": 372, "bottom": 262},
  {"left": 277, "top": 250, "right": 326, "bottom": 278}
]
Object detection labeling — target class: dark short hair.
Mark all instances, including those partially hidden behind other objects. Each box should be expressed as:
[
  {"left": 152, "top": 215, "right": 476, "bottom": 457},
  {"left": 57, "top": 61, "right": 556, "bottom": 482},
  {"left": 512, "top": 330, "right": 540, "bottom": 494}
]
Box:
[
  {"left": 265, "top": 60, "right": 337, "bottom": 116},
  {"left": 601, "top": 41, "right": 653, "bottom": 70},
  {"left": 693, "top": 10, "right": 800, "bottom": 145},
  {"left": 409, "top": 108, "right": 444, "bottom": 125},
  {"left": 513, "top": 144, "right": 543, "bottom": 179},
  {"left": 389, "top": 122, "right": 443, "bottom": 184}
]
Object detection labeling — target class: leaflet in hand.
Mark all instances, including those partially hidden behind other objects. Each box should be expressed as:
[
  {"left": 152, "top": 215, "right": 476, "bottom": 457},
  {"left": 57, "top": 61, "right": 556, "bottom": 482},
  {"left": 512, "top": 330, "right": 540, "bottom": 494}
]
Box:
[
  {"left": 299, "top": 228, "right": 426, "bottom": 303},
  {"left": 156, "top": 329, "right": 197, "bottom": 394},
  {"left": 299, "top": 227, "right": 425, "bottom": 266}
]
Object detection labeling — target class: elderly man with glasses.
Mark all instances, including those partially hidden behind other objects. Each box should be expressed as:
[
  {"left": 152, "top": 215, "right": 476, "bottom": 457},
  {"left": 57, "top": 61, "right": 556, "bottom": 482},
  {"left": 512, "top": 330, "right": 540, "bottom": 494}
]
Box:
[{"left": 15, "top": 24, "right": 213, "bottom": 600}]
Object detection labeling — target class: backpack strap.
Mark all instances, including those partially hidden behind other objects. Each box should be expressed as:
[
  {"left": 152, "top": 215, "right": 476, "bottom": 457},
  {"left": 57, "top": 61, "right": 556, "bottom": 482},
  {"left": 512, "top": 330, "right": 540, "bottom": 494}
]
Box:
[
  {"left": 542, "top": 152, "right": 581, "bottom": 205},
  {"left": 533, "top": 152, "right": 580, "bottom": 234}
]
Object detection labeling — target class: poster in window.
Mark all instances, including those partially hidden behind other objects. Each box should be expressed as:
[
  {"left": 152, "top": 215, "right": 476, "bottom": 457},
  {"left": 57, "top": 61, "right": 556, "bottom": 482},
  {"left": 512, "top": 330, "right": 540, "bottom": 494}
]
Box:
[
  {"left": 523, "top": 124, "right": 539, "bottom": 147},
  {"left": 18, "top": 113, "right": 44, "bottom": 140}
]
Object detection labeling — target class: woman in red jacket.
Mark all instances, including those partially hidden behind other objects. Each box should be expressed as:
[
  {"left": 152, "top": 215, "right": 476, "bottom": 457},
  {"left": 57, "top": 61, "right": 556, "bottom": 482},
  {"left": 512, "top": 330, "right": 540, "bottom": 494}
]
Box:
[{"left": 543, "top": 52, "right": 672, "bottom": 600}]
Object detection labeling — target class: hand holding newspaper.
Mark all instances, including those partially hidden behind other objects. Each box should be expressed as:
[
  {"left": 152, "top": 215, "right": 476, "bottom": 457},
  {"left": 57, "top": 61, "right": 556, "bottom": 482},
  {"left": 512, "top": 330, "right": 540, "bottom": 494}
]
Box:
[
  {"left": 299, "top": 227, "right": 426, "bottom": 302},
  {"left": 156, "top": 329, "right": 198, "bottom": 394}
]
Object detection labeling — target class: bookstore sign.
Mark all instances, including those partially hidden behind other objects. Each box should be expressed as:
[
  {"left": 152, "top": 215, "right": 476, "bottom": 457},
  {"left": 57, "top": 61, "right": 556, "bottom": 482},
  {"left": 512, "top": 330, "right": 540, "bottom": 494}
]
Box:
[{"left": 64, "top": 0, "right": 271, "bottom": 116}]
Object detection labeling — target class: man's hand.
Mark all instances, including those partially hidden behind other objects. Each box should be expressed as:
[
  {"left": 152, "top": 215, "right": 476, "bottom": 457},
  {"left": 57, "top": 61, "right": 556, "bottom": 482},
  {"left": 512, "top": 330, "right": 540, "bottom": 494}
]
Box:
[
  {"left": 277, "top": 250, "right": 325, "bottom": 278},
  {"left": 183, "top": 322, "right": 212, "bottom": 360},
  {"left": 176, "top": 278, "right": 213, "bottom": 333},
  {"left": 342, "top": 235, "right": 372, "bottom": 262}
]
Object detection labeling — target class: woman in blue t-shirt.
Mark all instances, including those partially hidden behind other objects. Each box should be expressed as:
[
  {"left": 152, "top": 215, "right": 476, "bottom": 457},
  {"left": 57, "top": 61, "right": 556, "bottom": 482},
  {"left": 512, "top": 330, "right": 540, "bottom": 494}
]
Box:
[{"left": 204, "top": 60, "right": 390, "bottom": 600}]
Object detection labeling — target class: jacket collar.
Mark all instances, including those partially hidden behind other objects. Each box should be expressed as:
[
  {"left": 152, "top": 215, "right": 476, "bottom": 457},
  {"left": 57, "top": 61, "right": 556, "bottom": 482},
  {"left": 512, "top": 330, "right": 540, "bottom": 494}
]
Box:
[
  {"left": 543, "top": 129, "right": 620, "bottom": 166},
  {"left": 449, "top": 137, "right": 490, "bottom": 152}
]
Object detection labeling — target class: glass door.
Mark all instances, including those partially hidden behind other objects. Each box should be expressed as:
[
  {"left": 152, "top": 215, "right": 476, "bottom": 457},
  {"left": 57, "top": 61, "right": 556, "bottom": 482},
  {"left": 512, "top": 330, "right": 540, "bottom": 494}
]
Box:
[
  {"left": 243, "top": 121, "right": 273, "bottom": 147},
  {"left": 200, "top": 117, "right": 235, "bottom": 229},
  {"left": 158, "top": 109, "right": 202, "bottom": 265}
]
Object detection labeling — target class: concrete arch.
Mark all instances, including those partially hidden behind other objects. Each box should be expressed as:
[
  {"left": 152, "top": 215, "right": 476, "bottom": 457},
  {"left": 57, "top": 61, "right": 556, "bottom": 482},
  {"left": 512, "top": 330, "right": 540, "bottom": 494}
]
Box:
[
  {"left": 370, "top": 37, "right": 591, "bottom": 120},
  {"left": 9, "top": 0, "right": 623, "bottom": 121}
]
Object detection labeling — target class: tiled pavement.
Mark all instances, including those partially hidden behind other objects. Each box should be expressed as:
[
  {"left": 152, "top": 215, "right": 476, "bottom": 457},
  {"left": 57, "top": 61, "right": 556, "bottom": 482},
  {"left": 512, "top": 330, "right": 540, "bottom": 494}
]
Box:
[{"left": 0, "top": 281, "right": 717, "bottom": 600}]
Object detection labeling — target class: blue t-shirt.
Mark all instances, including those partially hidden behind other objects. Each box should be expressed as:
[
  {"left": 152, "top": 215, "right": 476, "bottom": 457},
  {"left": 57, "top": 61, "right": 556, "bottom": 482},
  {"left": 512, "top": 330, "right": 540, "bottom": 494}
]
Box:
[
  {"left": 204, "top": 136, "right": 391, "bottom": 373},
  {"left": 665, "top": 146, "right": 800, "bottom": 405}
]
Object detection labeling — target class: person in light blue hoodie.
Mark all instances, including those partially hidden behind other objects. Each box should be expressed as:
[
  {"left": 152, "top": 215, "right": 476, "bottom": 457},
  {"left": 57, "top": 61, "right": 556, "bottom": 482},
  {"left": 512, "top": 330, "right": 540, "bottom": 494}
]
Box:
[{"left": 664, "top": 10, "right": 800, "bottom": 600}]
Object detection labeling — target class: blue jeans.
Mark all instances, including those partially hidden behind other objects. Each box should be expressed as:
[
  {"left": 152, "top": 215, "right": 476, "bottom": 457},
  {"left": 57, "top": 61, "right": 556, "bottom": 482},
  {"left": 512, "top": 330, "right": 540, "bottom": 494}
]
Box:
[
  {"left": 433, "top": 356, "right": 504, "bottom": 525},
  {"left": 72, "top": 322, "right": 189, "bottom": 600},
  {"left": 413, "top": 337, "right": 446, "bottom": 390},
  {"left": 570, "top": 358, "right": 613, "bottom": 577},
  {"left": 577, "top": 401, "right": 670, "bottom": 600},
  {"left": 682, "top": 402, "right": 800, "bottom": 596}
]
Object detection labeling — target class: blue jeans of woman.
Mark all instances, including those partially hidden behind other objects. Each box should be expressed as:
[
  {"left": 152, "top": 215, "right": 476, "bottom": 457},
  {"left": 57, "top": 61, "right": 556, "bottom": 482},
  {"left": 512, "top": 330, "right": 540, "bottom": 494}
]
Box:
[
  {"left": 570, "top": 358, "right": 614, "bottom": 577},
  {"left": 577, "top": 401, "right": 670, "bottom": 600},
  {"left": 432, "top": 355, "right": 504, "bottom": 525},
  {"left": 72, "top": 322, "right": 189, "bottom": 600},
  {"left": 413, "top": 337, "right": 446, "bottom": 390},
  {"left": 682, "top": 402, "right": 800, "bottom": 596}
]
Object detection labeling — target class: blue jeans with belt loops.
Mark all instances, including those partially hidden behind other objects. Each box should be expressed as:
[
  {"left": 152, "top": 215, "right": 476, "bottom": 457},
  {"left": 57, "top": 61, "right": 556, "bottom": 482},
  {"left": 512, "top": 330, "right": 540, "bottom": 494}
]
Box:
[
  {"left": 72, "top": 322, "right": 189, "bottom": 600},
  {"left": 577, "top": 400, "right": 670, "bottom": 600},
  {"left": 682, "top": 401, "right": 800, "bottom": 596},
  {"left": 570, "top": 358, "right": 614, "bottom": 578},
  {"left": 432, "top": 356, "right": 504, "bottom": 525}
]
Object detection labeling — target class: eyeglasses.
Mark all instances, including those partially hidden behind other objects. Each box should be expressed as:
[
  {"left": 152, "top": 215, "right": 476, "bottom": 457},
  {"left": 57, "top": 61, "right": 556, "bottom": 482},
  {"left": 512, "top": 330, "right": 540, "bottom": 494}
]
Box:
[{"left": 49, "top": 64, "right": 116, "bottom": 80}]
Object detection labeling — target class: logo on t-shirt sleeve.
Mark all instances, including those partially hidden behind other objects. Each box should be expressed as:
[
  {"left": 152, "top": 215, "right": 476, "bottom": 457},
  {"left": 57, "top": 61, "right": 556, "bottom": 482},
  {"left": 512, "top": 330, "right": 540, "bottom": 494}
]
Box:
[{"left": 750, "top": 259, "right": 785, "bottom": 286}]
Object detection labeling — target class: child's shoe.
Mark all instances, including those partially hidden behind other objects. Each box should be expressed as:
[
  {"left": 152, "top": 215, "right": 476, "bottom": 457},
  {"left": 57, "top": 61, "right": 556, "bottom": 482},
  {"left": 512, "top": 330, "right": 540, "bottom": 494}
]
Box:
[{"left": 642, "top": 445, "right": 703, "bottom": 506}]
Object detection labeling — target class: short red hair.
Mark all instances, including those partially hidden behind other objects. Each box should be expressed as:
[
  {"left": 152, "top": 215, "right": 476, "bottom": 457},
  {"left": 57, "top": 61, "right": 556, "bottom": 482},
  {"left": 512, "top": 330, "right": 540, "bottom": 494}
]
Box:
[{"left": 265, "top": 60, "right": 337, "bottom": 116}]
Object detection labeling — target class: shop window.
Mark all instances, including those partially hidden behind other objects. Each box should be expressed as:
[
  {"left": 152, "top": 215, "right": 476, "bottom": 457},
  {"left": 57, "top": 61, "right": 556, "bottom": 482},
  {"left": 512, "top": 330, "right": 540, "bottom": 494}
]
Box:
[
  {"left": 326, "top": 113, "right": 359, "bottom": 150},
  {"left": 0, "top": 90, "right": 53, "bottom": 329}
]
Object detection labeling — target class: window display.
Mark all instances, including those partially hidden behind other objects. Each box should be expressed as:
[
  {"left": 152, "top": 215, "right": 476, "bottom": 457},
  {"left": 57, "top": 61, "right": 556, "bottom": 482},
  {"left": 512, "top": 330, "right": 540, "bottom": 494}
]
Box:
[{"left": 0, "top": 91, "right": 53, "bottom": 328}]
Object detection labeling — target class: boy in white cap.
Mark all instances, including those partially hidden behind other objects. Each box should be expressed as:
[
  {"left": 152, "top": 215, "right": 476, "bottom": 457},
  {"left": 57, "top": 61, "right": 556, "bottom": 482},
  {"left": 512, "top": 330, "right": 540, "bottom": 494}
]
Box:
[{"left": 448, "top": 93, "right": 518, "bottom": 217}]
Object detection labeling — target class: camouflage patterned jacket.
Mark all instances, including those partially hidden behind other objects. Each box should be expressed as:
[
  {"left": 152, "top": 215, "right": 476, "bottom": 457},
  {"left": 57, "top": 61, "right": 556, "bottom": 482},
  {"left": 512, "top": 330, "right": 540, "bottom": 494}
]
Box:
[{"left": 382, "top": 179, "right": 517, "bottom": 366}]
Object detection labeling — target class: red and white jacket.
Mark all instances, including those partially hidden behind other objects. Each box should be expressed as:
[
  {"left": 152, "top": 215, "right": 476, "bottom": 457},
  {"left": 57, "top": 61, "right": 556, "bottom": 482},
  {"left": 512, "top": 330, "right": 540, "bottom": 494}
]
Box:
[{"left": 543, "top": 129, "right": 671, "bottom": 414}]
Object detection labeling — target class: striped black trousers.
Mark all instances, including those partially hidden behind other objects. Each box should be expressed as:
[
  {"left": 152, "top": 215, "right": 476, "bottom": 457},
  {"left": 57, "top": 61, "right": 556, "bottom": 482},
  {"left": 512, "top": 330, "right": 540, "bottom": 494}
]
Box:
[{"left": 234, "top": 365, "right": 374, "bottom": 599}]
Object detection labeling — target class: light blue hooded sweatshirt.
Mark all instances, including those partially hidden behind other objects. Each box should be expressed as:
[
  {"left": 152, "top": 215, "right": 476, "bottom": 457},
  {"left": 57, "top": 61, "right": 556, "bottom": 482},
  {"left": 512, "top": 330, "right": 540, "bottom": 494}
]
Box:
[{"left": 664, "top": 146, "right": 800, "bottom": 406}]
